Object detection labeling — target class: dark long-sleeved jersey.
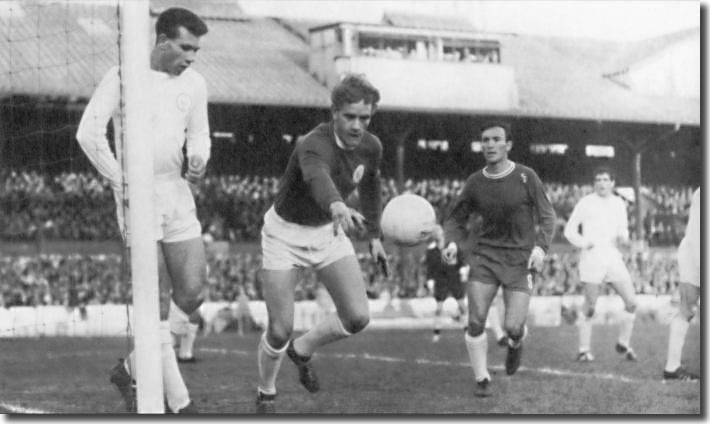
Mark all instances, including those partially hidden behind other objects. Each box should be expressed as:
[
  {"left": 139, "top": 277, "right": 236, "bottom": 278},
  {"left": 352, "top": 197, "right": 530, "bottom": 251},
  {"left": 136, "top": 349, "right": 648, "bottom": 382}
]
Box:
[
  {"left": 443, "top": 162, "right": 556, "bottom": 266},
  {"left": 425, "top": 243, "right": 465, "bottom": 283},
  {"left": 274, "top": 122, "right": 383, "bottom": 238}
]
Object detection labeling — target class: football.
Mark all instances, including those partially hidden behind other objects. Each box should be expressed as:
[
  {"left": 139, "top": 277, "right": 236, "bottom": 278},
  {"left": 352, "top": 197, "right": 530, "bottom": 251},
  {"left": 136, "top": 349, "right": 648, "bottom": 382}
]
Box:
[{"left": 380, "top": 193, "right": 437, "bottom": 246}]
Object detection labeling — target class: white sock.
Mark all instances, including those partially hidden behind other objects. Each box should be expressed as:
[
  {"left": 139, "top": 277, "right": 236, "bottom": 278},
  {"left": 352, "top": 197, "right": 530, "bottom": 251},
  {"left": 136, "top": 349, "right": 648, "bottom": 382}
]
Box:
[
  {"left": 169, "top": 302, "right": 190, "bottom": 336},
  {"left": 293, "top": 312, "right": 351, "bottom": 357},
  {"left": 257, "top": 332, "right": 287, "bottom": 395},
  {"left": 487, "top": 305, "right": 505, "bottom": 341},
  {"left": 464, "top": 332, "right": 490, "bottom": 382},
  {"left": 617, "top": 311, "right": 636, "bottom": 348},
  {"left": 178, "top": 323, "right": 199, "bottom": 359},
  {"left": 578, "top": 315, "right": 592, "bottom": 353},
  {"left": 665, "top": 315, "right": 690, "bottom": 372},
  {"left": 160, "top": 321, "right": 190, "bottom": 412}
]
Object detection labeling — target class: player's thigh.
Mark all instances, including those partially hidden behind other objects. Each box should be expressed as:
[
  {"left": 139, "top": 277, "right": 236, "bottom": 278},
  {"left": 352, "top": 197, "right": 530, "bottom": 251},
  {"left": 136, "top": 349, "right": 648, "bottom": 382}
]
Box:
[
  {"left": 678, "top": 282, "right": 700, "bottom": 313},
  {"left": 466, "top": 280, "right": 499, "bottom": 323},
  {"left": 607, "top": 261, "right": 636, "bottom": 309},
  {"left": 260, "top": 269, "right": 299, "bottom": 335},
  {"left": 582, "top": 282, "right": 602, "bottom": 310},
  {"left": 317, "top": 255, "right": 369, "bottom": 322},
  {"left": 502, "top": 288, "right": 531, "bottom": 330},
  {"left": 578, "top": 251, "right": 606, "bottom": 284},
  {"left": 161, "top": 236, "right": 207, "bottom": 295}
]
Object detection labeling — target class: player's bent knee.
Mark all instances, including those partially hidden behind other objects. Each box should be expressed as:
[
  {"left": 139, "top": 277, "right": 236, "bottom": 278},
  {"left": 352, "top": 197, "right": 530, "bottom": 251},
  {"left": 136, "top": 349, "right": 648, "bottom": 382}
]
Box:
[
  {"left": 342, "top": 312, "right": 369, "bottom": 334},
  {"left": 505, "top": 323, "right": 524, "bottom": 339},
  {"left": 678, "top": 304, "right": 695, "bottom": 322},
  {"left": 466, "top": 319, "right": 485, "bottom": 337},
  {"left": 625, "top": 302, "right": 637, "bottom": 314},
  {"left": 267, "top": 322, "right": 293, "bottom": 348}
]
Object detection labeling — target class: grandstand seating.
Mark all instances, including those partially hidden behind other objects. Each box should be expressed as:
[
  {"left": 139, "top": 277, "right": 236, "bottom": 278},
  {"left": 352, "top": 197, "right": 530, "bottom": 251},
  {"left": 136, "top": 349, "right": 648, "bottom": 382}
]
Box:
[{"left": 0, "top": 171, "right": 693, "bottom": 245}]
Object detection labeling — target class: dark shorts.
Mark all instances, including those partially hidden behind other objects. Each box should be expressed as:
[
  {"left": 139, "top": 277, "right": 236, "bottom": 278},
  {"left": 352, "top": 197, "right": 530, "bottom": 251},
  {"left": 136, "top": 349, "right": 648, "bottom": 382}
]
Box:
[
  {"left": 470, "top": 253, "right": 533, "bottom": 295},
  {"left": 434, "top": 278, "right": 465, "bottom": 302}
]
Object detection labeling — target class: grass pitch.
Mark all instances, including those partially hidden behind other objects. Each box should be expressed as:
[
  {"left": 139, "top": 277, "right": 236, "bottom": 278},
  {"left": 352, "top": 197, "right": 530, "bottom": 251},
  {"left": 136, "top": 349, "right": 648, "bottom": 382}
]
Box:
[{"left": 0, "top": 322, "right": 701, "bottom": 414}]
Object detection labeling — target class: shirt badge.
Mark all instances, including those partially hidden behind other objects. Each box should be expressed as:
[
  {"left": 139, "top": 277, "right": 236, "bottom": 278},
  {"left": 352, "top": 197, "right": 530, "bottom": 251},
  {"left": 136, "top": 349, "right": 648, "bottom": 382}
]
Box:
[
  {"left": 521, "top": 173, "right": 527, "bottom": 184},
  {"left": 176, "top": 93, "right": 191, "bottom": 112},
  {"left": 353, "top": 164, "right": 365, "bottom": 184}
]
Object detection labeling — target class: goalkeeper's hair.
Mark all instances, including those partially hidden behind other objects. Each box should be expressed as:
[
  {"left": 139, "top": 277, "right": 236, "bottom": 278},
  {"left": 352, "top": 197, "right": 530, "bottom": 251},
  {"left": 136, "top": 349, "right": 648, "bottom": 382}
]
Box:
[
  {"left": 592, "top": 165, "right": 616, "bottom": 181},
  {"left": 155, "top": 7, "right": 208, "bottom": 40}
]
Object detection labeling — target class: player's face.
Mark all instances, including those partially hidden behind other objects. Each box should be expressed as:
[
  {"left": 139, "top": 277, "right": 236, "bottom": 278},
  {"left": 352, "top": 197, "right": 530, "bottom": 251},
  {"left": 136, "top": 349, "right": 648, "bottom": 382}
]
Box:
[
  {"left": 158, "top": 26, "right": 201, "bottom": 76},
  {"left": 593, "top": 173, "right": 614, "bottom": 197},
  {"left": 332, "top": 101, "right": 373, "bottom": 148},
  {"left": 480, "top": 126, "right": 511, "bottom": 165}
]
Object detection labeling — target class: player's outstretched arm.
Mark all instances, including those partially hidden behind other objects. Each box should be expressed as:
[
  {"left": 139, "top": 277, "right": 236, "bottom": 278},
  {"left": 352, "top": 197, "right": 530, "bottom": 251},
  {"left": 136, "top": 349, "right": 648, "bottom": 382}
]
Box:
[
  {"left": 369, "top": 237, "right": 389, "bottom": 277},
  {"left": 530, "top": 170, "right": 556, "bottom": 253},
  {"left": 442, "top": 176, "right": 476, "bottom": 248}
]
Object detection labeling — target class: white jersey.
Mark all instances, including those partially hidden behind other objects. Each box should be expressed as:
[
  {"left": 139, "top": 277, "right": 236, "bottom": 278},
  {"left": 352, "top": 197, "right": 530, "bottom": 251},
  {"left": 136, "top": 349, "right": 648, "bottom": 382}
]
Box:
[
  {"left": 564, "top": 192, "right": 632, "bottom": 285},
  {"left": 76, "top": 65, "right": 211, "bottom": 189},
  {"left": 563, "top": 193, "right": 629, "bottom": 250},
  {"left": 678, "top": 188, "right": 700, "bottom": 286}
]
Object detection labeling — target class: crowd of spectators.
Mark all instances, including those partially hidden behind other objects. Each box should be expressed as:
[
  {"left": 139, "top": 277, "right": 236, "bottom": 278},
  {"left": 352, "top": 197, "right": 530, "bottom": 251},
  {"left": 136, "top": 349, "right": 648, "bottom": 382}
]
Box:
[
  {"left": 0, "top": 171, "right": 694, "bottom": 246},
  {"left": 0, "top": 245, "right": 684, "bottom": 309}
]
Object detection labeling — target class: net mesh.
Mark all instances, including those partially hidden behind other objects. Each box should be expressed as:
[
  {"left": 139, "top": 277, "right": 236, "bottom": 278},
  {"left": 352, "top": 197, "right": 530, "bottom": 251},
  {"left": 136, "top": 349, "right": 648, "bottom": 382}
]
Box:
[{"left": 0, "top": 0, "right": 133, "bottom": 343}]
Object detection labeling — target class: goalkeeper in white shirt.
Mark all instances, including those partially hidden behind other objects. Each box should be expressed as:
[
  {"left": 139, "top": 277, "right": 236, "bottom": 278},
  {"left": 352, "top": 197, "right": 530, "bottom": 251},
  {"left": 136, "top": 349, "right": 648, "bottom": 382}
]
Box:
[
  {"left": 76, "top": 7, "right": 210, "bottom": 413},
  {"left": 563, "top": 166, "right": 637, "bottom": 363}
]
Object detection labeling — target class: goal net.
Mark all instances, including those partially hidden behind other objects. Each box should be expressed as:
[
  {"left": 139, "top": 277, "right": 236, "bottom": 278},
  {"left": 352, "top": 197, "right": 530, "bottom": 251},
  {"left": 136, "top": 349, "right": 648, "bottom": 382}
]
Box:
[{"left": 1, "top": 0, "right": 163, "bottom": 413}]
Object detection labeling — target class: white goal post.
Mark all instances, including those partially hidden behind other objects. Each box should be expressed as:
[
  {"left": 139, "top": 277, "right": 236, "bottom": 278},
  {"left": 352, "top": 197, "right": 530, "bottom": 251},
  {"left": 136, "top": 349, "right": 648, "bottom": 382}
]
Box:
[{"left": 119, "top": 0, "right": 164, "bottom": 414}]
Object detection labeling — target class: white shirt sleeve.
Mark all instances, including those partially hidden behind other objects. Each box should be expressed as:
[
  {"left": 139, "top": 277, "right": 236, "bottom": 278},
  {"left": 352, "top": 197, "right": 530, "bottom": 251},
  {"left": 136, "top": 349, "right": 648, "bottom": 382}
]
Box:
[
  {"left": 185, "top": 74, "right": 211, "bottom": 163},
  {"left": 75, "top": 66, "right": 122, "bottom": 191},
  {"left": 563, "top": 198, "right": 589, "bottom": 248}
]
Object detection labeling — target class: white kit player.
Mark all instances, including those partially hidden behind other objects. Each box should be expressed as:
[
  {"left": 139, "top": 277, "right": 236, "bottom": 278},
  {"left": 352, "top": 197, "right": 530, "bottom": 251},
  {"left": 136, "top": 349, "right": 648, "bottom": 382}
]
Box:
[
  {"left": 663, "top": 188, "right": 700, "bottom": 381},
  {"left": 76, "top": 7, "right": 210, "bottom": 413},
  {"left": 563, "top": 166, "right": 638, "bottom": 362}
]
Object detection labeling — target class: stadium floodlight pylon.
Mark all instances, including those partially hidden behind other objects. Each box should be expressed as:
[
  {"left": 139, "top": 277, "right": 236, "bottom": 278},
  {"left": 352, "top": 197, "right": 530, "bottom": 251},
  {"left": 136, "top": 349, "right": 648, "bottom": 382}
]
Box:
[{"left": 119, "top": 0, "right": 164, "bottom": 414}]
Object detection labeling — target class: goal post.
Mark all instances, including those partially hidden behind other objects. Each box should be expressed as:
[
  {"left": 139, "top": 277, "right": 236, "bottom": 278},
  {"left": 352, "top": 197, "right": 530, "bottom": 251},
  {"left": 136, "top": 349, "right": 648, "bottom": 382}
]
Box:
[{"left": 119, "top": 0, "right": 164, "bottom": 413}]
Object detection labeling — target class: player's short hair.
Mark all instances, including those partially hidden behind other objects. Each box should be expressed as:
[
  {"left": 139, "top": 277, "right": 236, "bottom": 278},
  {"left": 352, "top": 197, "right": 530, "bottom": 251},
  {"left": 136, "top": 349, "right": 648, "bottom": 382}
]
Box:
[
  {"left": 593, "top": 165, "right": 615, "bottom": 181},
  {"left": 480, "top": 121, "right": 512, "bottom": 141},
  {"left": 155, "top": 7, "right": 208, "bottom": 39},
  {"left": 331, "top": 74, "right": 381, "bottom": 111}
]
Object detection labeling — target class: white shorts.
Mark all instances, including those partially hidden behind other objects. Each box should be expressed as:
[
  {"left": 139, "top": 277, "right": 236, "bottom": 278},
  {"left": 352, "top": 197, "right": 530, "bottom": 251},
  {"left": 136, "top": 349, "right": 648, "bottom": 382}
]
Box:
[
  {"left": 261, "top": 206, "right": 355, "bottom": 270},
  {"left": 677, "top": 242, "right": 700, "bottom": 287},
  {"left": 118, "top": 174, "right": 202, "bottom": 244},
  {"left": 578, "top": 246, "right": 632, "bottom": 285}
]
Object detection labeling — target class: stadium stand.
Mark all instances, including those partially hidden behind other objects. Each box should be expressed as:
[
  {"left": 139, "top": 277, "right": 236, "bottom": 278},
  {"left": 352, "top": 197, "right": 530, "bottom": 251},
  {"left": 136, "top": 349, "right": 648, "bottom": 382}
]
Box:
[{"left": 0, "top": 170, "right": 693, "bottom": 245}]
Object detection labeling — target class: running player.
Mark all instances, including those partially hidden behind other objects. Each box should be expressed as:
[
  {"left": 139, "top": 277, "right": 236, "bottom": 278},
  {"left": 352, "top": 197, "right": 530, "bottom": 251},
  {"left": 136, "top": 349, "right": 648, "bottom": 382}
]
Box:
[
  {"left": 425, "top": 225, "right": 467, "bottom": 342},
  {"left": 76, "top": 7, "right": 210, "bottom": 413},
  {"left": 663, "top": 187, "right": 700, "bottom": 381},
  {"left": 563, "top": 166, "right": 638, "bottom": 363},
  {"left": 254, "top": 74, "right": 389, "bottom": 413},
  {"left": 442, "top": 121, "right": 556, "bottom": 397}
]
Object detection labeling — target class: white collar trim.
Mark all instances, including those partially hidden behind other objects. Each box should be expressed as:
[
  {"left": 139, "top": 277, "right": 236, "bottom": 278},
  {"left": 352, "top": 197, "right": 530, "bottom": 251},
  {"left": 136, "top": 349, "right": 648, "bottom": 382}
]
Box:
[{"left": 483, "top": 161, "right": 516, "bottom": 179}]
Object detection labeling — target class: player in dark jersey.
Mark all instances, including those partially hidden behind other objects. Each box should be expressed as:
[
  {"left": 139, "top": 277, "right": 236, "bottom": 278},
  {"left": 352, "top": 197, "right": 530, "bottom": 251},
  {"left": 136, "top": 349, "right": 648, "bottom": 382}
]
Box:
[
  {"left": 425, "top": 225, "right": 467, "bottom": 342},
  {"left": 254, "top": 74, "right": 389, "bottom": 413},
  {"left": 442, "top": 121, "right": 556, "bottom": 397}
]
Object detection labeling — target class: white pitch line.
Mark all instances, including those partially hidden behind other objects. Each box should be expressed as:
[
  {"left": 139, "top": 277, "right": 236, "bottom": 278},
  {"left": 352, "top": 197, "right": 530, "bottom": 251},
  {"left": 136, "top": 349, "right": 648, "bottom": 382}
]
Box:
[
  {"left": 0, "top": 402, "right": 49, "bottom": 414},
  {"left": 198, "top": 347, "right": 639, "bottom": 383}
]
